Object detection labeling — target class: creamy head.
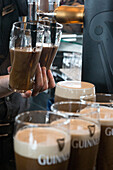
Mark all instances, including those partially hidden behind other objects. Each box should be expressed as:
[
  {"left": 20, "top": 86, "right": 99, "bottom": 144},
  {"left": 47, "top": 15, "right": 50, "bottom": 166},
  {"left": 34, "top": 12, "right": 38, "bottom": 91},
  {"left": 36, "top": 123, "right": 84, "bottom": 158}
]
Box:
[
  {"left": 80, "top": 106, "right": 113, "bottom": 126},
  {"left": 14, "top": 127, "right": 70, "bottom": 159},
  {"left": 55, "top": 81, "right": 95, "bottom": 99},
  {"left": 10, "top": 46, "right": 42, "bottom": 53},
  {"left": 51, "top": 118, "right": 100, "bottom": 141},
  {"left": 70, "top": 119, "right": 100, "bottom": 140},
  {"left": 99, "top": 106, "right": 113, "bottom": 126}
]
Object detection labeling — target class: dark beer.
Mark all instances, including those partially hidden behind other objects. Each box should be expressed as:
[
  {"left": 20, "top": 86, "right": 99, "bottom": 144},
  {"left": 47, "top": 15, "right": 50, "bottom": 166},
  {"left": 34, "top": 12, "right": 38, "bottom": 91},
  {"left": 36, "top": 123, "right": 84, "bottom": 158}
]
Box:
[
  {"left": 14, "top": 127, "right": 70, "bottom": 170},
  {"left": 96, "top": 106, "right": 113, "bottom": 170},
  {"left": 9, "top": 47, "right": 41, "bottom": 92},
  {"left": 68, "top": 119, "right": 100, "bottom": 170},
  {"left": 39, "top": 44, "right": 58, "bottom": 70},
  {"left": 39, "top": 20, "right": 62, "bottom": 70}
]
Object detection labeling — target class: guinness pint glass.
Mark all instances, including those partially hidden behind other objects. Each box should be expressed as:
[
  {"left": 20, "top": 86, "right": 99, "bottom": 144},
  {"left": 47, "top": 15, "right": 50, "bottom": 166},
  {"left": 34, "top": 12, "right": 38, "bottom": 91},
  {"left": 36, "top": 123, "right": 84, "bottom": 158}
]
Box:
[
  {"left": 51, "top": 101, "right": 100, "bottom": 170},
  {"left": 95, "top": 93, "right": 113, "bottom": 170},
  {"left": 9, "top": 22, "right": 44, "bottom": 92},
  {"left": 14, "top": 111, "right": 71, "bottom": 170},
  {"left": 81, "top": 93, "right": 113, "bottom": 169}
]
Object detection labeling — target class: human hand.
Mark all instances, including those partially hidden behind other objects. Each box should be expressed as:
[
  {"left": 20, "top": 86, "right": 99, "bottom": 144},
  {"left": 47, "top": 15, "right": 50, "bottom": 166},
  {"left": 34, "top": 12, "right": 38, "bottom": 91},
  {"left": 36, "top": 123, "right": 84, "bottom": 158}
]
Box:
[{"left": 21, "top": 63, "right": 55, "bottom": 98}]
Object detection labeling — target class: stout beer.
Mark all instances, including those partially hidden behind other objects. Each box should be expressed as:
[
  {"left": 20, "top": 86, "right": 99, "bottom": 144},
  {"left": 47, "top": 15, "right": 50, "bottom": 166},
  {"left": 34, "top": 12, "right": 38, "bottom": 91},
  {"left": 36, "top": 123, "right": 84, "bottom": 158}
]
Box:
[
  {"left": 96, "top": 106, "right": 113, "bottom": 170},
  {"left": 39, "top": 20, "right": 62, "bottom": 70},
  {"left": 51, "top": 102, "right": 100, "bottom": 170},
  {"left": 68, "top": 118, "right": 100, "bottom": 170},
  {"left": 9, "top": 47, "right": 41, "bottom": 92},
  {"left": 14, "top": 127, "right": 70, "bottom": 170},
  {"left": 39, "top": 44, "right": 58, "bottom": 70},
  {"left": 9, "top": 21, "right": 44, "bottom": 92},
  {"left": 82, "top": 93, "right": 113, "bottom": 169}
]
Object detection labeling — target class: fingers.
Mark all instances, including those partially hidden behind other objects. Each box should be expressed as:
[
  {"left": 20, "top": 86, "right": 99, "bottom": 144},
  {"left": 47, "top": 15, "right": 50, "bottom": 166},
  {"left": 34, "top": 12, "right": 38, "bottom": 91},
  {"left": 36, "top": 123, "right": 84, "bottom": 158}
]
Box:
[
  {"left": 47, "top": 69, "right": 55, "bottom": 89},
  {"left": 22, "top": 64, "right": 55, "bottom": 97},
  {"left": 32, "top": 63, "right": 43, "bottom": 96},
  {"left": 39, "top": 67, "right": 48, "bottom": 92},
  {"left": 32, "top": 65, "right": 55, "bottom": 96},
  {"left": 21, "top": 90, "right": 32, "bottom": 98},
  {"left": 32, "top": 66, "right": 49, "bottom": 96},
  {"left": 34, "top": 63, "right": 43, "bottom": 90},
  {"left": 7, "top": 66, "right": 11, "bottom": 74}
]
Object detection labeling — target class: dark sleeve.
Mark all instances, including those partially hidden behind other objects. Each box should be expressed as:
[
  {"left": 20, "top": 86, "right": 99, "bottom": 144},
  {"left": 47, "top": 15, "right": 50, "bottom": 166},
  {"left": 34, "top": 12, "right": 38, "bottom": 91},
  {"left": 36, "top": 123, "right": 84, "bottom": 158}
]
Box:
[
  {"left": 77, "top": 0, "right": 84, "bottom": 4},
  {"left": 0, "top": 1, "right": 3, "bottom": 15},
  {"left": 14, "top": 0, "right": 28, "bottom": 16},
  {"left": 64, "top": 0, "right": 84, "bottom": 5},
  {"left": 0, "top": 0, "right": 28, "bottom": 69},
  {"left": 0, "top": 2, "right": 19, "bottom": 67}
]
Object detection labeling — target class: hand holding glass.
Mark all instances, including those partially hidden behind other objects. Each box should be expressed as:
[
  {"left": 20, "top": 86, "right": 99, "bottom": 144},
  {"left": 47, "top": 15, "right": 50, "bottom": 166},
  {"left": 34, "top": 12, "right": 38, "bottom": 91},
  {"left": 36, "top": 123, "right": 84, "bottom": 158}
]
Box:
[{"left": 9, "top": 22, "right": 44, "bottom": 92}]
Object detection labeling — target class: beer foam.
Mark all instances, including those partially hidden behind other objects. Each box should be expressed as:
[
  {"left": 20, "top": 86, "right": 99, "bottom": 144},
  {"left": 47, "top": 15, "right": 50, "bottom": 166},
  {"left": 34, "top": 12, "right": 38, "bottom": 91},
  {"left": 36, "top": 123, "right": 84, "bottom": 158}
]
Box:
[
  {"left": 70, "top": 119, "right": 100, "bottom": 140},
  {"left": 51, "top": 118, "right": 100, "bottom": 140},
  {"left": 14, "top": 127, "right": 70, "bottom": 159},
  {"left": 55, "top": 81, "right": 95, "bottom": 99},
  {"left": 11, "top": 47, "right": 42, "bottom": 53},
  {"left": 99, "top": 106, "right": 113, "bottom": 125},
  {"left": 80, "top": 106, "right": 113, "bottom": 126}
]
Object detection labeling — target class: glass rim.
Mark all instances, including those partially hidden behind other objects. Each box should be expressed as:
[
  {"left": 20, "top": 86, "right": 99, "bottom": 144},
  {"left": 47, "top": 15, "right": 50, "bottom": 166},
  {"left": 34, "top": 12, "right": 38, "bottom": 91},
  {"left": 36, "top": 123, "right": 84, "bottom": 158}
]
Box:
[
  {"left": 56, "top": 80, "right": 95, "bottom": 91},
  {"left": 55, "top": 81, "right": 95, "bottom": 100},
  {"left": 51, "top": 101, "right": 100, "bottom": 115},
  {"left": 39, "top": 19, "right": 63, "bottom": 29},
  {"left": 13, "top": 21, "right": 44, "bottom": 33},
  {"left": 80, "top": 93, "right": 96, "bottom": 100},
  {"left": 15, "top": 110, "right": 70, "bottom": 127},
  {"left": 82, "top": 93, "right": 113, "bottom": 105}
]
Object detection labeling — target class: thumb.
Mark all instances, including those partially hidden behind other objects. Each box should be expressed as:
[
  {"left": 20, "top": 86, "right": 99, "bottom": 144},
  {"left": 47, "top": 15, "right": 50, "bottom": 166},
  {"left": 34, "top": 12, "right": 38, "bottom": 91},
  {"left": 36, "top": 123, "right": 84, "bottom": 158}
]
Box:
[
  {"left": 7, "top": 66, "right": 11, "bottom": 74},
  {"left": 21, "top": 90, "right": 32, "bottom": 98}
]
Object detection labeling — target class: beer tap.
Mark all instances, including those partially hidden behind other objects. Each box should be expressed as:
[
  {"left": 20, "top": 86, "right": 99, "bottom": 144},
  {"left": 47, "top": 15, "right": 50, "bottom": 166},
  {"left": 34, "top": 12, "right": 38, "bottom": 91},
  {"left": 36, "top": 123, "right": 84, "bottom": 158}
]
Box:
[{"left": 37, "top": 0, "right": 113, "bottom": 93}]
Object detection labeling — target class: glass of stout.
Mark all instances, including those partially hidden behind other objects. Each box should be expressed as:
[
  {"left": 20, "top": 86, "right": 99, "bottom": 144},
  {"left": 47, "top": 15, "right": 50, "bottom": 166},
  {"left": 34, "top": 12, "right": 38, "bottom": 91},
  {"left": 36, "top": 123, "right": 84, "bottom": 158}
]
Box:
[
  {"left": 39, "top": 19, "right": 63, "bottom": 70},
  {"left": 91, "top": 93, "right": 113, "bottom": 170},
  {"left": 9, "top": 22, "right": 44, "bottom": 92},
  {"left": 14, "top": 110, "right": 71, "bottom": 170},
  {"left": 81, "top": 93, "right": 113, "bottom": 170},
  {"left": 54, "top": 81, "right": 96, "bottom": 103},
  {"left": 51, "top": 101, "right": 100, "bottom": 170}
]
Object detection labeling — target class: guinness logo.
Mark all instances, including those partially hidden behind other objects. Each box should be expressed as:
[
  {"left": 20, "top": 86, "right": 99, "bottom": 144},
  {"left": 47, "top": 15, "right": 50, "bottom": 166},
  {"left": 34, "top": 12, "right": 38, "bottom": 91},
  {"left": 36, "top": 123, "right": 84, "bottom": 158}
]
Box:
[
  {"left": 88, "top": 125, "right": 95, "bottom": 137},
  {"left": 57, "top": 138, "right": 65, "bottom": 151}
]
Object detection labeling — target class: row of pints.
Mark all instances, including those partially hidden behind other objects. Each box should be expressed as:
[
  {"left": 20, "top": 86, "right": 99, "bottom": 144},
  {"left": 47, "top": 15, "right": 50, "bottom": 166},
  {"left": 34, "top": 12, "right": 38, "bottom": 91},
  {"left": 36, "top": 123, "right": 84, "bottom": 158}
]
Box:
[
  {"left": 14, "top": 80, "right": 112, "bottom": 170},
  {"left": 53, "top": 80, "right": 113, "bottom": 170}
]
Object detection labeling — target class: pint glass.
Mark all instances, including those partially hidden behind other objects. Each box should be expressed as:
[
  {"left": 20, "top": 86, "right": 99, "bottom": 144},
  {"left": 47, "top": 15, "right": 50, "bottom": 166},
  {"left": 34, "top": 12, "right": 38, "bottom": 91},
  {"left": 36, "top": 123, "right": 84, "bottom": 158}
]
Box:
[
  {"left": 39, "top": 20, "right": 63, "bottom": 70},
  {"left": 9, "top": 22, "right": 44, "bottom": 92},
  {"left": 54, "top": 81, "right": 96, "bottom": 102},
  {"left": 95, "top": 93, "right": 113, "bottom": 170},
  {"left": 14, "top": 111, "right": 71, "bottom": 170},
  {"left": 51, "top": 101, "right": 100, "bottom": 170}
]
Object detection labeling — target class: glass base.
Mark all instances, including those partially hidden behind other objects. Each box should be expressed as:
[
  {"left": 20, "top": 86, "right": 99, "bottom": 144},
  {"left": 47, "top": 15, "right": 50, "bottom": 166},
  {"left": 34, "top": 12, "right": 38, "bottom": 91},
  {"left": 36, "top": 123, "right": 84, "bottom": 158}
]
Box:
[{"left": 8, "top": 85, "right": 27, "bottom": 93}]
